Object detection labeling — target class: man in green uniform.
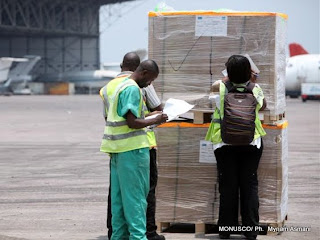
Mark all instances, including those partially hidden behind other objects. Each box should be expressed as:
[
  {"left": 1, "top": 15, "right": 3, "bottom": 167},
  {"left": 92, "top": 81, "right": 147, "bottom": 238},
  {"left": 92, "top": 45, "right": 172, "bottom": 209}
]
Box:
[{"left": 100, "top": 60, "right": 167, "bottom": 240}]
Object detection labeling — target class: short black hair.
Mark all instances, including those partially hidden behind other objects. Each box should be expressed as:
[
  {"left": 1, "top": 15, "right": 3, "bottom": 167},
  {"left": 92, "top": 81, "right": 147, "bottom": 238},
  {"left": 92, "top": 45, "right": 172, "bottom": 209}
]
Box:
[
  {"left": 136, "top": 60, "right": 159, "bottom": 74},
  {"left": 225, "top": 55, "right": 251, "bottom": 84},
  {"left": 122, "top": 52, "right": 140, "bottom": 71}
]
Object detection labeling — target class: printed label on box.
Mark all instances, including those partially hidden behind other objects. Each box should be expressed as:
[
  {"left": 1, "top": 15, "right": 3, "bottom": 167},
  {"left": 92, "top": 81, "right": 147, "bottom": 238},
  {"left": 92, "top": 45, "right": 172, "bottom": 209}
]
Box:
[
  {"left": 199, "top": 140, "right": 216, "bottom": 163},
  {"left": 195, "top": 16, "right": 228, "bottom": 37}
]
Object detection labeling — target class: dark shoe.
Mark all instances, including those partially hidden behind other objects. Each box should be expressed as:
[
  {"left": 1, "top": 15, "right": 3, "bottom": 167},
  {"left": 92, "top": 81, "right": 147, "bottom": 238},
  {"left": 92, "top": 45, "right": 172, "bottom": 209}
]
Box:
[
  {"left": 147, "top": 232, "right": 166, "bottom": 240},
  {"left": 219, "top": 233, "right": 230, "bottom": 239}
]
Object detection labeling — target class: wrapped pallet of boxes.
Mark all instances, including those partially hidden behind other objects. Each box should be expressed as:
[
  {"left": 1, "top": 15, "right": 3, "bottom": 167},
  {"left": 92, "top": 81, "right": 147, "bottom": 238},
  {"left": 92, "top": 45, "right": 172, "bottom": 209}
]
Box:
[
  {"left": 154, "top": 121, "right": 288, "bottom": 229},
  {"left": 258, "top": 121, "right": 288, "bottom": 226},
  {"left": 155, "top": 122, "right": 219, "bottom": 224},
  {"left": 148, "top": 11, "right": 287, "bottom": 116}
]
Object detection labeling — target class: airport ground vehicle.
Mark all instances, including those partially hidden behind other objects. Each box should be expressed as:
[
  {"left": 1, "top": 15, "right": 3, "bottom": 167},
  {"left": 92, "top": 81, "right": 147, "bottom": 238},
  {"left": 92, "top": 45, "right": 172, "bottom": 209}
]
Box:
[{"left": 301, "top": 83, "right": 320, "bottom": 102}]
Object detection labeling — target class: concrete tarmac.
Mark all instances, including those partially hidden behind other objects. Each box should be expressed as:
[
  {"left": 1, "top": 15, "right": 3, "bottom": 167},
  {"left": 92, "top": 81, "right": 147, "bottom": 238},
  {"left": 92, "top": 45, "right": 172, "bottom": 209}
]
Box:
[{"left": 0, "top": 96, "right": 319, "bottom": 240}]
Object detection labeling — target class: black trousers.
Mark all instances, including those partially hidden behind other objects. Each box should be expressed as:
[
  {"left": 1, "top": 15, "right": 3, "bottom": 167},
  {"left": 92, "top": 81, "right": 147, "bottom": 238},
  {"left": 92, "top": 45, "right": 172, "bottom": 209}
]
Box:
[
  {"left": 107, "top": 148, "right": 158, "bottom": 239},
  {"left": 214, "top": 141, "right": 263, "bottom": 236}
]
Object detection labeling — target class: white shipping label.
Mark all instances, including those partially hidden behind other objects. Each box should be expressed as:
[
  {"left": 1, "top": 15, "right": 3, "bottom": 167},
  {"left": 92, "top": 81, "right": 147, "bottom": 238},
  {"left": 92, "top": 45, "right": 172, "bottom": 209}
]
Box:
[
  {"left": 195, "top": 16, "right": 228, "bottom": 37},
  {"left": 199, "top": 140, "right": 216, "bottom": 163}
]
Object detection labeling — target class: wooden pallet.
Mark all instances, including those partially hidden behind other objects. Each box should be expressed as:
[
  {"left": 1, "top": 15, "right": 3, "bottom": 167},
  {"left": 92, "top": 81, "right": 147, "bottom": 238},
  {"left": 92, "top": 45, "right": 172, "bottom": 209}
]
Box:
[
  {"left": 195, "top": 223, "right": 207, "bottom": 237},
  {"left": 157, "top": 222, "right": 170, "bottom": 232},
  {"left": 156, "top": 215, "right": 288, "bottom": 237},
  {"left": 190, "top": 109, "right": 214, "bottom": 124},
  {"left": 264, "top": 214, "right": 288, "bottom": 236},
  {"left": 262, "top": 111, "right": 286, "bottom": 124},
  {"left": 156, "top": 221, "right": 210, "bottom": 237},
  {"left": 189, "top": 109, "right": 286, "bottom": 125}
]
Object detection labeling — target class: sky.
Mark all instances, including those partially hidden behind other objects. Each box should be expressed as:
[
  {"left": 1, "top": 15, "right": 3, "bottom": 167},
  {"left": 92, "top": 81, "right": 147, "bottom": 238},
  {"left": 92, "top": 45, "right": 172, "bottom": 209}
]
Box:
[{"left": 99, "top": 0, "right": 320, "bottom": 63}]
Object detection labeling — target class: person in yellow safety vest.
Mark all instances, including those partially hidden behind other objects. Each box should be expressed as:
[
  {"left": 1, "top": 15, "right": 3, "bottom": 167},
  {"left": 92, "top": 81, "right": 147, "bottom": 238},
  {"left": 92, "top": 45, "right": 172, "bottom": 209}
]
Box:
[
  {"left": 205, "top": 55, "right": 267, "bottom": 240},
  {"left": 100, "top": 52, "right": 166, "bottom": 240},
  {"left": 100, "top": 59, "right": 168, "bottom": 240}
]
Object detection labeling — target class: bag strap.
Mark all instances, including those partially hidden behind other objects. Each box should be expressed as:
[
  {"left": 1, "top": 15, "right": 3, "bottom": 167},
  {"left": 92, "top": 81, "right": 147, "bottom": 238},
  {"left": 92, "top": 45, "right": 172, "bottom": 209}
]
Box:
[
  {"left": 245, "top": 82, "right": 255, "bottom": 93},
  {"left": 224, "top": 80, "right": 235, "bottom": 92},
  {"left": 224, "top": 80, "right": 256, "bottom": 93}
]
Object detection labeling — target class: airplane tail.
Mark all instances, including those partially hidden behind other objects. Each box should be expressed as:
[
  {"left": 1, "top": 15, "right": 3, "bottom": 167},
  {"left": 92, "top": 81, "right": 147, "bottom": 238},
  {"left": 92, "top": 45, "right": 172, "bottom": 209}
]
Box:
[
  {"left": 0, "top": 57, "right": 29, "bottom": 83},
  {"left": 0, "top": 59, "right": 14, "bottom": 83},
  {"left": 289, "top": 43, "right": 309, "bottom": 57},
  {"left": 8, "top": 55, "right": 41, "bottom": 79}
]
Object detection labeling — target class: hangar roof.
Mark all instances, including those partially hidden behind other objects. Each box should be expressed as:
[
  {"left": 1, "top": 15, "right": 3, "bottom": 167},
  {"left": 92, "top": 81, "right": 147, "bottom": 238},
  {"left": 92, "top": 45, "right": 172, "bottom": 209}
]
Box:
[{"left": 0, "top": 0, "right": 135, "bottom": 37}]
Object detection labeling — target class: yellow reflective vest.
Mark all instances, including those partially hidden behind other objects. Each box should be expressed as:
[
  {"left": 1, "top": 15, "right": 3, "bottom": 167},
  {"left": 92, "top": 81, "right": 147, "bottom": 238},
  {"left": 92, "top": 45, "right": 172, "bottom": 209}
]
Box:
[
  {"left": 205, "top": 81, "right": 266, "bottom": 144},
  {"left": 100, "top": 76, "right": 127, "bottom": 119},
  {"left": 142, "top": 101, "right": 157, "bottom": 148},
  {"left": 100, "top": 78, "right": 149, "bottom": 153}
]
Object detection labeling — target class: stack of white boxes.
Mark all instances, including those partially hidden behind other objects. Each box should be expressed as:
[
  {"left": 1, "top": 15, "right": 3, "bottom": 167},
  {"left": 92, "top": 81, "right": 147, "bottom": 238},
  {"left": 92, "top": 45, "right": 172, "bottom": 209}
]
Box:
[{"left": 149, "top": 11, "right": 288, "bottom": 227}]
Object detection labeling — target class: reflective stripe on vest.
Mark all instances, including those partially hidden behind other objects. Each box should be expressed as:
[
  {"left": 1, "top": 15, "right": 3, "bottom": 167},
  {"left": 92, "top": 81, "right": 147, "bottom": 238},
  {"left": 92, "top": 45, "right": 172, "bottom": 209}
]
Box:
[
  {"left": 99, "top": 87, "right": 108, "bottom": 119},
  {"left": 100, "top": 78, "right": 149, "bottom": 153},
  {"left": 99, "top": 76, "right": 129, "bottom": 118},
  {"left": 105, "top": 121, "right": 127, "bottom": 127},
  {"left": 103, "top": 129, "right": 146, "bottom": 140},
  {"left": 102, "top": 85, "right": 110, "bottom": 114}
]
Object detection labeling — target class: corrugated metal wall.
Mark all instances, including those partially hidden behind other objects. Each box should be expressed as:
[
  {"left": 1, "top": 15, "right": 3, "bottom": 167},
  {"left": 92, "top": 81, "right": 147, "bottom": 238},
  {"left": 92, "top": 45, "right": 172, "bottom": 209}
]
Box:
[{"left": 0, "top": 0, "right": 132, "bottom": 78}]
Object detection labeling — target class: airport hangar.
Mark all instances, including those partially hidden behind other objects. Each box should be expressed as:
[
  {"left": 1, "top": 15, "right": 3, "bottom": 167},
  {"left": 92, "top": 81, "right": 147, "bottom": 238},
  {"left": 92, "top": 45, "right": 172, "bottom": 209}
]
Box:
[{"left": 0, "top": 0, "right": 133, "bottom": 80}]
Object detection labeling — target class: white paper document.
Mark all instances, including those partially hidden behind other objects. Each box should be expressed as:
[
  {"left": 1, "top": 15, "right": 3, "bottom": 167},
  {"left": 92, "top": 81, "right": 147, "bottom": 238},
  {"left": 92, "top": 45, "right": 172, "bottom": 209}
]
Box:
[
  {"left": 199, "top": 140, "right": 216, "bottom": 163},
  {"left": 162, "top": 98, "right": 195, "bottom": 121},
  {"left": 195, "top": 16, "right": 228, "bottom": 37},
  {"left": 145, "top": 98, "right": 195, "bottom": 122}
]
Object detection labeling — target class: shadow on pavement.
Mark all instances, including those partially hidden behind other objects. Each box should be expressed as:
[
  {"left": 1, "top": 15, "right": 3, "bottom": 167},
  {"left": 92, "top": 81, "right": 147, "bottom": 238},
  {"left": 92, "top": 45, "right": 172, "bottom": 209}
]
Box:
[{"left": 87, "top": 235, "right": 108, "bottom": 240}]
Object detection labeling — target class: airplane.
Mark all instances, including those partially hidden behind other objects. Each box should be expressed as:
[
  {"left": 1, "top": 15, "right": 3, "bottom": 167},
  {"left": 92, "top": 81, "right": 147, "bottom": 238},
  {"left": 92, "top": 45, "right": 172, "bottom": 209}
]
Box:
[
  {"left": 285, "top": 43, "right": 320, "bottom": 98},
  {"left": 35, "top": 69, "right": 119, "bottom": 94},
  {"left": 0, "top": 55, "right": 41, "bottom": 95},
  {"left": 33, "top": 48, "right": 148, "bottom": 94}
]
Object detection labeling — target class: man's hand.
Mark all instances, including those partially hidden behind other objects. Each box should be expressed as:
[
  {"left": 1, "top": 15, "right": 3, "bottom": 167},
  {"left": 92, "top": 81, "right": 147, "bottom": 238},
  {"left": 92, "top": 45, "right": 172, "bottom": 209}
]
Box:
[
  {"left": 154, "top": 113, "right": 168, "bottom": 124},
  {"left": 126, "top": 111, "right": 167, "bottom": 129}
]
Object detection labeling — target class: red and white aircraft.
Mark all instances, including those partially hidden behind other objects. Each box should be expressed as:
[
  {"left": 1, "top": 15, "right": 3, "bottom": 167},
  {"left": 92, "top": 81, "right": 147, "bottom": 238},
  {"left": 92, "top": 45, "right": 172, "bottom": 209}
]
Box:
[{"left": 286, "top": 43, "right": 320, "bottom": 98}]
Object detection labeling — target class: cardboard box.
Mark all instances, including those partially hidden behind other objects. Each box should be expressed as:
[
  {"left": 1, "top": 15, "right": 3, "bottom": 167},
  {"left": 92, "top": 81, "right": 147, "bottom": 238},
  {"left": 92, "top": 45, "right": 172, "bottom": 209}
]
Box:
[
  {"left": 154, "top": 121, "right": 288, "bottom": 224},
  {"left": 149, "top": 11, "right": 287, "bottom": 115}
]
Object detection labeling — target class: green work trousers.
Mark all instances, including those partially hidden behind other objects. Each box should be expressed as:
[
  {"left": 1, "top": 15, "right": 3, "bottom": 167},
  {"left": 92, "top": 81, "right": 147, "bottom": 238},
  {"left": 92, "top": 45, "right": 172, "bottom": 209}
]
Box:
[{"left": 110, "top": 147, "right": 150, "bottom": 240}]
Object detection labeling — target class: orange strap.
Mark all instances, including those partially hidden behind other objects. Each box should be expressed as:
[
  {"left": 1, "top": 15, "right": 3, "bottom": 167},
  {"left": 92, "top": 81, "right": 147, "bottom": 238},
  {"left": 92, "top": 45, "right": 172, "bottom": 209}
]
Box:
[
  {"left": 157, "top": 120, "right": 288, "bottom": 129},
  {"left": 158, "top": 122, "right": 211, "bottom": 128},
  {"left": 148, "top": 11, "right": 288, "bottom": 20},
  {"left": 262, "top": 120, "right": 288, "bottom": 129}
]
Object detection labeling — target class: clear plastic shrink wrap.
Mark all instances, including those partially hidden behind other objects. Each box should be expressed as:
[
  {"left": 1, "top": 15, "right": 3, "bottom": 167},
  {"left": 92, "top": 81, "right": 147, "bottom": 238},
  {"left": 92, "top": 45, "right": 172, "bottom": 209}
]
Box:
[
  {"left": 148, "top": 11, "right": 287, "bottom": 115},
  {"left": 154, "top": 121, "right": 288, "bottom": 224},
  {"left": 258, "top": 121, "right": 288, "bottom": 224},
  {"left": 155, "top": 123, "right": 218, "bottom": 223}
]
